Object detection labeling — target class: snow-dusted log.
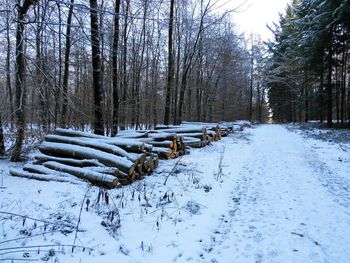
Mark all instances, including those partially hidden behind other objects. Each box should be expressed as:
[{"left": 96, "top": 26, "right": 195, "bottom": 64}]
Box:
[
  {"left": 53, "top": 129, "right": 152, "bottom": 153},
  {"left": 138, "top": 139, "right": 174, "bottom": 149},
  {"left": 44, "top": 134, "right": 136, "bottom": 162},
  {"left": 116, "top": 131, "right": 149, "bottom": 139},
  {"left": 34, "top": 153, "right": 104, "bottom": 167},
  {"left": 182, "top": 137, "right": 203, "bottom": 147},
  {"left": 100, "top": 138, "right": 151, "bottom": 153},
  {"left": 54, "top": 128, "right": 107, "bottom": 139},
  {"left": 177, "top": 132, "right": 206, "bottom": 140},
  {"left": 43, "top": 161, "right": 119, "bottom": 188},
  {"left": 39, "top": 142, "right": 135, "bottom": 175},
  {"left": 10, "top": 168, "right": 79, "bottom": 184},
  {"left": 151, "top": 147, "right": 172, "bottom": 159},
  {"left": 154, "top": 126, "right": 207, "bottom": 134},
  {"left": 24, "top": 163, "right": 76, "bottom": 177},
  {"left": 154, "top": 125, "right": 178, "bottom": 130},
  {"left": 83, "top": 166, "right": 119, "bottom": 175},
  {"left": 128, "top": 152, "right": 146, "bottom": 165}
]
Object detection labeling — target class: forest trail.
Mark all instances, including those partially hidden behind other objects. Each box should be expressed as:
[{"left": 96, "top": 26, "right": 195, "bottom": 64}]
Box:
[
  {"left": 199, "top": 125, "right": 350, "bottom": 263},
  {"left": 1, "top": 124, "right": 350, "bottom": 263}
]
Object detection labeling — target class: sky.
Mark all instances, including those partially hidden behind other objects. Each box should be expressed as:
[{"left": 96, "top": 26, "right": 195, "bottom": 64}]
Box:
[{"left": 224, "top": 0, "right": 291, "bottom": 40}]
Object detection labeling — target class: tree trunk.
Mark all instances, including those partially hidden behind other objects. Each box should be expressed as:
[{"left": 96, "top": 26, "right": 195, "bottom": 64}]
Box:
[
  {"left": 5, "top": 6, "right": 13, "bottom": 127},
  {"left": 305, "top": 71, "right": 309, "bottom": 122},
  {"left": 111, "top": 0, "right": 121, "bottom": 136},
  {"left": 55, "top": 2, "right": 62, "bottom": 127},
  {"left": 319, "top": 64, "right": 324, "bottom": 122},
  {"left": 0, "top": 112, "right": 5, "bottom": 156},
  {"left": 326, "top": 42, "right": 333, "bottom": 128},
  {"left": 340, "top": 47, "right": 347, "bottom": 124},
  {"left": 90, "top": 0, "right": 104, "bottom": 135},
  {"left": 61, "top": 0, "right": 74, "bottom": 128},
  {"left": 249, "top": 55, "right": 253, "bottom": 121},
  {"left": 120, "top": 0, "right": 130, "bottom": 131},
  {"left": 164, "top": 0, "right": 175, "bottom": 125},
  {"left": 11, "top": 0, "right": 37, "bottom": 162}
]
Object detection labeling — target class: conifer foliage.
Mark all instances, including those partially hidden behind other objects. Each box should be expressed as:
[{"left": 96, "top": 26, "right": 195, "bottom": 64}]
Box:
[{"left": 266, "top": 0, "right": 350, "bottom": 127}]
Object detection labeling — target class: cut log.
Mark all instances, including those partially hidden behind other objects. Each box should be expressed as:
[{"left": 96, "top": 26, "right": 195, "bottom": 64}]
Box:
[
  {"left": 116, "top": 131, "right": 149, "bottom": 139},
  {"left": 45, "top": 134, "right": 135, "bottom": 161},
  {"left": 100, "top": 138, "right": 150, "bottom": 153},
  {"left": 78, "top": 166, "right": 119, "bottom": 176},
  {"left": 151, "top": 147, "right": 172, "bottom": 159},
  {"left": 43, "top": 161, "right": 119, "bottom": 188},
  {"left": 54, "top": 128, "right": 107, "bottom": 139},
  {"left": 39, "top": 141, "right": 135, "bottom": 175},
  {"left": 177, "top": 132, "right": 206, "bottom": 140},
  {"left": 138, "top": 139, "right": 174, "bottom": 148},
  {"left": 182, "top": 137, "right": 203, "bottom": 147},
  {"left": 34, "top": 153, "right": 105, "bottom": 167},
  {"left": 10, "top": 168, "right": 79, "bottom": 184},
  {"left": 154, "top": 125, "right": 178, "bottom": 130},
  {"left": 23, "top": 163, "right": 77, "bottom": 177},
  {"left": 54, "top": 129, "right": 152, "bottom": 153},
  {"left": 148, "top": 132, "right": 178, "bottom": 141},
  {"left": 156, "top": 127, "right": 206, "bottom": 134}
]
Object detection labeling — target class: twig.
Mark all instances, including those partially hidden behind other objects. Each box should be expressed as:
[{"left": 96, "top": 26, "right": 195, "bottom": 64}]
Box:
[
  {"left": 0, "top": 244, "right": 93, "bottom": 252},
  {"left": 163, "top": 155, "right": 184, "bottom": 186},
  {"left": 0, "top": 211, "right": 74, "bottom": 228},
  {"left": 72, "top": 184, "right": 90, "bottom": 252},
  {"left": 216, "top": 145, "right": 226, "bottom": 181},
  {"left": 0, "top": 230, "right": 59, "bottom": 245}
]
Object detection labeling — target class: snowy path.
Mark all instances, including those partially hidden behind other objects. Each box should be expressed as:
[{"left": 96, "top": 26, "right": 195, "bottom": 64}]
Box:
[
  {"left": 199, "top": 125, "right": 350, "bottom": 263},
  {"left": 1, "top": 124, "right": 350, "bottom": 263}
]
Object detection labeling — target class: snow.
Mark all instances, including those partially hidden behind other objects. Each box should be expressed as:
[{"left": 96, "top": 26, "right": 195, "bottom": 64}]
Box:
[{"left": 1, "top": 124, "right": 350, "bottom": 262}]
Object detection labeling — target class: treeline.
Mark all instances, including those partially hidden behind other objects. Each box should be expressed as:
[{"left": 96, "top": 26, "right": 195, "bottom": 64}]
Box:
[
  {"left": 266, "top": 0, "right": 350, "bottom": 127},
  {"left": 0, "top": 0, "right": 257, "bottom": 160}
]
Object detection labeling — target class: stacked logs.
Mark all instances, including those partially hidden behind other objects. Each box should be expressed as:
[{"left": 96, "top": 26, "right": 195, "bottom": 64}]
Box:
[
  {"left": 116, "top": 131, "right": 186, "bottom": 159},
  {"left": 10, "top": 128, "right": 159, "bottom": 188},
  {"left": 9, "top": 122, "right": 240, "bottom": 188},
  {"left": 156, "top": 123, "right": 221, "bottom": 147}
]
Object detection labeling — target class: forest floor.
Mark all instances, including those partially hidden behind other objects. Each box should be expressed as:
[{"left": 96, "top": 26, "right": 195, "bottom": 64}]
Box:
[{"left": 1, "top": 124, "right": 350, "bottom": 262}]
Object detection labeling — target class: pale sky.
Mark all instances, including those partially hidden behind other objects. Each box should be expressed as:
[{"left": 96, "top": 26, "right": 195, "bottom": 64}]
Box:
[{"left": 224, "top": 0, "right": 291, "bottom": 40}]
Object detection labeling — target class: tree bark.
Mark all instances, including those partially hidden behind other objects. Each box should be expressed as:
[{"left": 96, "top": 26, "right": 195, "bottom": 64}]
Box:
[
  {"left": 90, "top": 0, "right": 104, "bottom": 135},
  {"left": 5, "top": 3, "right": 13, "bottom": 127},
  {"left": 111, "top": 0, "right": 121, "bottom": 136},
  {"left": 11, "top": 0, "right": 37, "bottom": 162},
  {"left": 61, "top": 0, "right": 74, "bottom": 128},
  {"left": 120, "top": 0, "right": 130, "bottom": 131},
  {"left": 43, "top": 161, "right": 119, "bottom": 188},
  {"left": 0, "top": 112, "right": 5, "bottom": 156},
  {"left": 326, "top": 41, "right": 333, "bottom": 128},
  {"left": 39, "top": 141, "right": 136, "bottom": 175},
  {"left": 164, "top": 0, "right": 175, "bottom": 125}
]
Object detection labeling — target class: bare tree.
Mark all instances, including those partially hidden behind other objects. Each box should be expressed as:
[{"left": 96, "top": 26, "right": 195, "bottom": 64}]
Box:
[
  {"left": 164, "top": 0, "right": 175, "bottom": 125},
  {"left": 90, "top": 0, "right": 104, "bottom": 135},
  {"left": 0, "top": 112, "right": 4, "bottom": 156},
  {"left": 111, "top": 0, "right": 121, "bottom": 136},
  {"left": 61, "top": 0, "right": 74, "bottom": 128},
  {"left": 11, "top": 0, "right": 38, "bottom": 162}
]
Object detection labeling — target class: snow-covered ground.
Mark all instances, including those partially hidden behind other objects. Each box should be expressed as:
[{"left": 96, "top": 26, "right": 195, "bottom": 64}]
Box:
[{"left": 1, "top": 124, "right": 350, "bottom": 262}]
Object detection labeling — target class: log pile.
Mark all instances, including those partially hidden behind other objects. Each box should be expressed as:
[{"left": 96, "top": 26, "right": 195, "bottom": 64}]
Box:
[
  {"left": 116, "top": 130, "right": 186, "bottom": 159},
  {"left": 9, "top": 121, "right": 243, "bottom": 188},
  {"left": 10, "top": 129, "right": 159, "bottom": 188}
]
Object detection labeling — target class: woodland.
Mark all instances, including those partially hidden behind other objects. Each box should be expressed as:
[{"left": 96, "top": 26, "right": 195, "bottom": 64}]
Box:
[
  {"left": 0, "top": 1, "right": 350, "bottom": 261},
  {"left": 0, "top": 0, "right": 349, "bottom": 162}
]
